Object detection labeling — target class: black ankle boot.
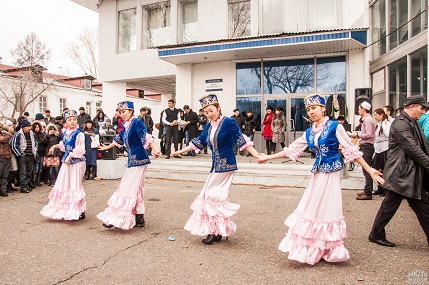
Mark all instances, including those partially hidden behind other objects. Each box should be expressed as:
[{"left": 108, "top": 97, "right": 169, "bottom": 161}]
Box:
[
  {"left": 90, "top": 166, "right": 97, "bottom": 180},
  {"left": 135, "top": 214, "right": 145, "bottom": 227},
  {"left": 202, "top": 234, "right": 217, "bottom": 244},
  {"left": 84, "top": 166, "right": 91, "bottom": 180},
  {"left": 78, "top": 212, "right": 85, "bottom": 220}
]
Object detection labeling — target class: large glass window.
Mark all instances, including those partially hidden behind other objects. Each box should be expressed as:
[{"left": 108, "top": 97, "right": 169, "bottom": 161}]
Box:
[
  {"left": 236, "top": 96, "right": 262, "bottom": 131},
  {"left": 118, "top": 8, "right": 136, "bottom": 53},
  {"left": 179, "top": 0, "right": 197, "bottom": 43},
  {"left": 59, "top": 98, "right": 66, "bottom": 113},
  {"left": 228, "top": 0, "right": 251, "bottom": 38},
  {"left": 143, "top": 1, "right": 171, "bottom": 48},
  {"left": 264, "top": 59, "right": 315, "bottom": 94},
  {"left": 307, "top": 0, "right": 337, "bottom": 30},
  {"left": 411, "top": 48, "right": 428, "bottom": 97},
  {"left": 236, "top": 62, "right": 261, "bottom": 95},
  {"left": 412, "top": 0, "right": 428, "bottom": 37},
  {"left": 389, "top": 58, "right": 407, "bottom": 109},
  {"left": 371, "top": 0, "right": 386, "bottom": 59},
  {"left": 316, "top": 57, "right": 346, "bottom": 92},
  {"left": 389, "top": 0, "right": 408, "bottom": 49}
]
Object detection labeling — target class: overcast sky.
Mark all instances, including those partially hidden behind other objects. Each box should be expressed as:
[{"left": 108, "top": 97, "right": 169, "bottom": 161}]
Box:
[{"left": 0, "top": 0, "right": 98, "bottom": 77}]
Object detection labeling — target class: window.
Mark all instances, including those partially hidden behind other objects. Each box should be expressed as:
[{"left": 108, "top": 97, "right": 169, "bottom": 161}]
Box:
[
  {"left": 262, "top": 0, "right": 284, "bottom": 34},
  {"left": 389, "top": 58, "right": 407, "bottom": 109},
  {"left": 59, "top": 98, "right": 67, "bottom": 112},
  {"left": 83, "top": 79, "right": 92, "bottom": 90},
  {"left": 96, "top": 101, "right": 102, "bottom": 112},
  {"left": 371, "top": 0, "right": 386, "bottom": 59},
  {"left": 236, "top": 96, "right": 262, "bottom": 131},
  {"left": 179, "top": 0, "right": 198, "bottom": 43},
  {"left": 143, "top": 1, "right": 171, "bottom": 48},
  {"left": 236, "top": 62, "right": 261, "bottom": 95},
  {"left": 228, "top": 0, "right": 251, "bottom": 38},
  {"left": 39, "top": 96, "right": 47, "bottom": 112},
  {"left": 411, "top": 48, "right": 427, "bottom": 97},
  {"left": 411, "top": 0, "right": 428, "bottom": 37},
  {"left": 389, "top": 0, "right": 408, "bottom": 49},
  {"left": 264, "top": 59, "right": 315, "bottom": 94},
  {"left": 86, "top": 102, "right": 92, "bottom": 116},
  {"left": 118, "top": 8, "right": 137, "bottom": 53},
  {"left": 316, "top": 57, "right": 346, "bottom": 92},
  {"left": 307, "top": 0, "right": 337, "bottom": 30}
]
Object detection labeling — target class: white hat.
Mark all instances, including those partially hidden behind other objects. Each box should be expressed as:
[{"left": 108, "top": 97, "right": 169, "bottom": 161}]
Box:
[
  {"left": 360, "top": 101, "right": 371, "bottom": 111},
  {"left": 4, "top": 120, "right": 13, "bottom": 127}
]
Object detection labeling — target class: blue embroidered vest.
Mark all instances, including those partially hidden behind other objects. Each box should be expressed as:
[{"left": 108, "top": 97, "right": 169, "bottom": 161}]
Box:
[
  {"left": 114, "top": 119, "right": 150, "bottom": 168},
  {"left": 62, "top": 129, "right": 85, "bottom": 164},
  {"left": 192, "top": 117, "right": 247, "bottom": 173},
  {"left": 306, "top": 120, "right": 343, "bottom": 173}
]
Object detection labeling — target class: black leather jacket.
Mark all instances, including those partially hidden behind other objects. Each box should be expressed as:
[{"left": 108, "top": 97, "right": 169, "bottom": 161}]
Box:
[{"left": 383, "top": 111, "right": 429, "bottom": 199}]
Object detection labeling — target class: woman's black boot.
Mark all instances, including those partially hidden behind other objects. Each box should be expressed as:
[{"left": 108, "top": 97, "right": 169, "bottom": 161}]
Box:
[
  {"left": 135, "top": 214, "right": 145, "bottom": 227},
  {"left": 202, "top": 234, "right": 216, "bottom": 244}
]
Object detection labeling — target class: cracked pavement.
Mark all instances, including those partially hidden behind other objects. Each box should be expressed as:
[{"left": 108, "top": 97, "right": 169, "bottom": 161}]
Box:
[{"left": 0, "top": 177, "right": 428, "bottom": 285}]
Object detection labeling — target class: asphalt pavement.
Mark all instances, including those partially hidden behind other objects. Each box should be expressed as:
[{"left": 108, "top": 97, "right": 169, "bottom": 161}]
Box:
[{"left": 0, "top": 176, "right": 427, "bottom": 285}]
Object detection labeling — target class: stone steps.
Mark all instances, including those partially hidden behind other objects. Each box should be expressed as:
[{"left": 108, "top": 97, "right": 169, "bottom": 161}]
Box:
[{"left": 97, "top": 157, "right": 365, "bottom": 190}]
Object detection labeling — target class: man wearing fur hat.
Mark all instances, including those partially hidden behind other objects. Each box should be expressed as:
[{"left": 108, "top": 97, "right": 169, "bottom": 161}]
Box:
[
  {"left": 349, "top": 101, "right": 376, "bottom": 200},
  {"left": 0, "top": 120, "right": 14, "bottom": 196},
  {"left": 10, "top": 119, "right": 38, "bottom": 193}
]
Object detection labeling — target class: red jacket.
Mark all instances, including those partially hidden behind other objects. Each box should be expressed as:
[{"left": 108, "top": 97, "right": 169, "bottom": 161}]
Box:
[{"left": 262, "top": 112, "right": 274, "bottom": 137}]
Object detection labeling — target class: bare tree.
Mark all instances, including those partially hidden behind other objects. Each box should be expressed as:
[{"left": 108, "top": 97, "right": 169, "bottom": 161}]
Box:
[
  {"left": 0, "top": 72, "right": 54, "bottom": 118},
  {"left": 10, "top": 32, "right": 51, "bottom": 68},
  {"left": 228, "top": 0, "right": 251, "bottom": 38},
  {"left": 65, "top": 28, "right": 99, "bottom": 79}
]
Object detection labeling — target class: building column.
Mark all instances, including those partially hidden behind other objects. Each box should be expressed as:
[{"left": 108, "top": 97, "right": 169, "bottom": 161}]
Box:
[
  {"left": 102, "top": 82, "right": 127, "bottom": 116},
  {"left": 176, "top": 65, "right": 193, "bottom": 109}
]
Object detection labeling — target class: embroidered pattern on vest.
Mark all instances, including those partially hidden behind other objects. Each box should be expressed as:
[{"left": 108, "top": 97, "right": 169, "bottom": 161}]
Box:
[
  {"left": 213, "top": 118, "right": 237, "bottom": 172},
  {"left": 62, "top": 129, "right": 85, "bottom": 164},
  {"left": 307, "top": 120, "right": 343, "bottom": 173}
]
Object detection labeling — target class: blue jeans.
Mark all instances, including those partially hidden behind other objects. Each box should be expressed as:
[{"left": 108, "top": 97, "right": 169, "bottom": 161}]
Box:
[{"left": 185, "top": 131, "right": 195, "bottom": 155}]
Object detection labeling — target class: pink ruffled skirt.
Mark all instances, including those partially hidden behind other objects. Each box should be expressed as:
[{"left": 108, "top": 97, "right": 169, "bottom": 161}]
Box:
[
  {"left": 184, "top": 171, "right": 240, "bottom": 237},
  {"left": 97, "top": 165, "right": 147, "bottom": 230},
  {"left": 40, "top": 161, "right": 86, "bottom": 220},
  {"left": 278, "top": 170, "right": 350, "bottom": 265}
]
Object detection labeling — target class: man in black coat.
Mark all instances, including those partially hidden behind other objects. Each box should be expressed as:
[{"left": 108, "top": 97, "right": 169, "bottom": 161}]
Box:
[
  {"left": 77, "top": 107, "right": 91, "bottom": 130},
  {"left": 369, "top": 95, "right": 429, "bottom": 247},
  {"left": 183, "top": 105, "right": 198, "bottom": 156},
  {"left": 231, "top": 108, "right": 244, "bottom": 155}
]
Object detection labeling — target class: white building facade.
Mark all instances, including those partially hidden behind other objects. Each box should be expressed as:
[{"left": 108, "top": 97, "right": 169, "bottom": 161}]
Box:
[{"left": 73, "top": 0, "right": 379, "bottom": 150}]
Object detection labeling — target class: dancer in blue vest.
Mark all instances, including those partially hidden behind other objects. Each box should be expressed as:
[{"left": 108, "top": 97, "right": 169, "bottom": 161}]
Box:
[
  {"left": 40, "top": 110, "right": 87, "bottom": 220},
  {"left": 97, "top": 101, "right": 160, "bottom": 230},
  {"left": 258, "top": 94, "right": 384, "bottom": 265},
  {"left": 171, "top": 94, "right": 260, "bottom": 244}
]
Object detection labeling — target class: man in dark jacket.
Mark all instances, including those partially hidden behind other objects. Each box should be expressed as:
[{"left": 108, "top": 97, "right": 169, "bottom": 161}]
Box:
[
  {"left": 183, "top": 105, "right": 198, "bottom": 156},
  {"left": 77, "top": 107, "right": 91, "bottom": 129},
  {"left": 369, "top": 95, "right": 429, "bottom": 248},
  {"left": 231, "top": 108, "right": 244, "bottom": 155}
]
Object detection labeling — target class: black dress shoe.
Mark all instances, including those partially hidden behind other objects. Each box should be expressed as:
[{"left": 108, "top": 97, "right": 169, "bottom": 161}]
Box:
[
  {"left": 174, "top": 155, "right": 181, "bottom": 159},
  {"left": 369, "top": 235, "right": 395, "bottom": 247},
  {"left": 165, "top": 155, "right": 170, "bottom": 159},
  {"left": 102, "top": 223, "right": 114, "bottom": 228},
  {"left": 0, "top": 192, "right": 9, "bottom": 197},
  {"left": 372, "top": 190, "right": 382, "bottom": 195},
  {"left": 202, "top": 234, "right": 216, "bottom": 244},
  {"left": 20, "top": 189, "right": 30, "bottom": 193}
]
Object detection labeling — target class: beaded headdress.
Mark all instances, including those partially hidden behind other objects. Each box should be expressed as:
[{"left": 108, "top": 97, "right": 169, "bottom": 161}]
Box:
[
  {"left": 199, "top": 94, "right": 219, "bottom": 108},
  {"left": 117, "top": 101, "right": 134, "bottom": 111},
  {"left": 304, "top": 94, "right": 326, "bottom": 109},
  {"left": 63, "top": 110, "right": 78, "bottom": 120}
]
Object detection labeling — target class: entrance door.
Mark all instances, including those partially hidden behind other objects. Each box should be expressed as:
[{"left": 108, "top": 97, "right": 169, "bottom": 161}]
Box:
[{"left": 265, "top": 95, "right": 309, "bottom": 151}]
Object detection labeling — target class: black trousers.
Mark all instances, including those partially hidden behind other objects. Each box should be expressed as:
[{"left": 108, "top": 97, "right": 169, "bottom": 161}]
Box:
[
  {"left": 165, "top": 125, "right": 179, "bottom": 155},
  {"left": 0, "top": 158, "right": 11, "bottom": 194},
  {"left": 360, "top": 143, "right": 374, "bottom": 195},
  {"left": 17, "top": 155, "right": 34, "bottom": 191},
  {"left": 371, "top": 190, "right": 429, "bottom": 244}
]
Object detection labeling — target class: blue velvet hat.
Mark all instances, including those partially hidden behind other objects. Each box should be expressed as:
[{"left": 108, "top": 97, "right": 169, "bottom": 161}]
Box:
[
  {"left": 304, "top": 94, "right": 326, "bottom": 109},
  {"left": 199, "top": 94, "right": 219, "bottom": 108},
  {"left": 63, "top": 110, "right": 78, "bottom": 120},
  {"left": 117, "top": 101, "right": 134, "bottom": 111}
]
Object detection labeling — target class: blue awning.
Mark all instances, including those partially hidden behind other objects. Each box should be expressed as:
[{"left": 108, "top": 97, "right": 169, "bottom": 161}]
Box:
[{"left": 158, "top": 29, "right": 367, "bottom": 65}]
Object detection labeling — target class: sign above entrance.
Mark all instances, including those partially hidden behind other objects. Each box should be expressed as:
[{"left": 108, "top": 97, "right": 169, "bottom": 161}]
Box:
[{"left": 205, "top": 79, "right": 223, "bottom": 92}]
